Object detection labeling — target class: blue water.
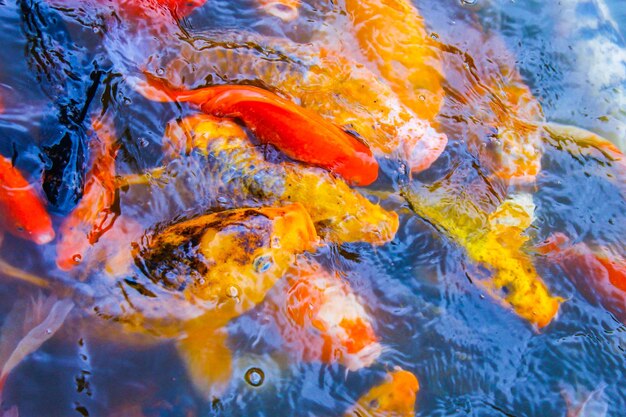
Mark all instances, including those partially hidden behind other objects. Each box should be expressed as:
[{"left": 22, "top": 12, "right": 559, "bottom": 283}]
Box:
[{"left": 0, "top": 0, "right": 625, "bottom": 416}]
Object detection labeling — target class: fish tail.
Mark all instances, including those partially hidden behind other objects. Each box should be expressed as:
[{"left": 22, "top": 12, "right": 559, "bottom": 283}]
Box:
[{"left": 176, "top": 325, "right": 233, "bottom": 399}]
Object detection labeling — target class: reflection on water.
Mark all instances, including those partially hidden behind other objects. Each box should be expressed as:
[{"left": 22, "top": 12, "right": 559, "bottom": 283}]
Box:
[{"left": 0, "top": 0, "right": 625, "bottom": 416}]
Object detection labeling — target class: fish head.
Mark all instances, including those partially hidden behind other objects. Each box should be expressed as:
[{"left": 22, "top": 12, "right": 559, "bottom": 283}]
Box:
[
  {"left": 350, "top": 369, "right": 419, "bottom": 416},
  {"left": 135, "top": 204, "right": 318, "bottom": 321}
]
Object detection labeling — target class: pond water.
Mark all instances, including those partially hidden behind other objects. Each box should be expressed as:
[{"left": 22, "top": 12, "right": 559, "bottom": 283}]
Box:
[{"left": 0, "top": 0, "right": 625, "bottom": 416}]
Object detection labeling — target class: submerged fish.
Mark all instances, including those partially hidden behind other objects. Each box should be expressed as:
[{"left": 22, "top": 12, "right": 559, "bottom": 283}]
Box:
[
  {"left": 0, "top": 155, "right": 54, "bottom": 245},
  {"left": 142, "top": 79, "right": 379, "bottom": 186},
  {"left": 341, "top": 0, "right": 445, "bottom": 121},
  {"left": 344, "top": 369, "right": 419, "bottom": 417},
  {"left": 538, "top": 233, "right": 626, "bottom": 323}
]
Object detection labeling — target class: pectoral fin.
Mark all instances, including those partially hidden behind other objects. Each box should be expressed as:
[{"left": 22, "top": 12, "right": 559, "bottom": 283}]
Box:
[{"left": 176, "top": 325, "right": 233, "bottom": 399}]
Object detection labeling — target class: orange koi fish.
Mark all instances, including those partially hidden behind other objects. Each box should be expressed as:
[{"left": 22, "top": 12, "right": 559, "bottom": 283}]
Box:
[
  {"left": 257, "top": 0, "right": 301, "bottom": 22},
  {"left": 344, "top": 369, "right": 419, "bottom": 417},
  {"left": 268, "top": 261, "right": 382, "bottom": 371},
  {"left": 0, "top": 155, "right": 54, "bottom": 245},
  {"left": 341, "top": 0, "right": 445, "bottom": 121},
  {"left": 56, "top": 117, "right": 120, "bottom": 271},
  {"left": 142, "top": 31, "right": 447, "bottom": 175},
  {"left": 538, "top": 233, "right": 626, "bottom": 323},
  {"left": 143, "top": 79, "right": 379, "bottom": 186}
]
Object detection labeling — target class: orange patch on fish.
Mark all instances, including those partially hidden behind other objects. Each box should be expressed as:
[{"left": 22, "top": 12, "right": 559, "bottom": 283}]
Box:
[
  {"left": 0, "top": 156, "right": 54, "bottom": 245},
  {"left": 342, "top": 0, "right": 445, "bottom": 121},
  {"left": 539, "top": 233, "right": 626, "bottom": 323}
]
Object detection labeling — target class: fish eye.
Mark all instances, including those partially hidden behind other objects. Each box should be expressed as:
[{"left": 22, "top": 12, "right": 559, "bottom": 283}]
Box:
[{"left": 15, "top": 225, "right": 25, "bottom": 233}]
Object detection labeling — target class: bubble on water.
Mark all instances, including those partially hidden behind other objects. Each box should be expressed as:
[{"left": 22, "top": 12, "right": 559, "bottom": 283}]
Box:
[
  {"left": 418, "top": 94, "right": 426, "bottom": 101},
  {"left": 138, "top": 137, "right": 150, "bottom": 148},
  {"left": 72, "top": 254, "right": 82, "bottom": 264},
  {"left": 227, "top": 285, "right": 239, "bottom": 298},
  {"left": 244, "top": 368, "right": 264, "bottom": 387},
  {"left": 461, "top": 0, "right": 477, "bottom": 5},
  {"left": 253, "top": 255, "right": 273, "bottom": 273},
  {"left": 156, "top": 67, "right": 165, "bottom": 75}
]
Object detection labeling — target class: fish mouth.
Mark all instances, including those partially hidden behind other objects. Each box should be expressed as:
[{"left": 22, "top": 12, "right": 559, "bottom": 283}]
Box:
[{"left": 33, "top": 230, "right": 55, "bottom": 245}]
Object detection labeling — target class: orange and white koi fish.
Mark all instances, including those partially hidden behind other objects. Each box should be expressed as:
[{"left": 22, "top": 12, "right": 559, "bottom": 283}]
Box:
[
  {"left": 257, "top": 0, "right": 300, "bottom": 22},
  {"left": 267, "top": 261, "right": 382, "bottom": 371},
  {"left": 538, "top": 233, "right": 626, "bottom": 323},
  {"left": 56, "top": 117, "right": 120, "bottom": 271},
  {"left": 142, "top": 78, "right": 379, "bottom": 186},
  {"left": 0, "top": 155, "right": 54, "bottom": 245},
  {"left": 344, "top": 369, "right": 419, "bottom": 417}
]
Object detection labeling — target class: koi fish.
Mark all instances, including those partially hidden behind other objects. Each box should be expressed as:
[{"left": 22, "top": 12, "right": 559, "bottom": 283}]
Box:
[
  {"left": 0, "top": 155, "right": 54, "bottom": 245},
  {"left": 403, "top": 179, "right": 561, "bottom": 328},
  {"left": 257, "top": 0, "right": 300, "bottom": 22},
  {"left": 344, "top": 369, "right": 419, "bottom": 417},
  {"left": 56, "top": 117, "right": 120, "bottom": 271},
  {"left": 538, "top": 233, "right": 626, "bottom": 323},
  {"left": 341, "top": 0, "right": 445, "bottom": 121},
  {"left": 100, "top": 203, "right": 319, "bottom": 336},
  {"left": 139, "top": 30, "right": 447, "bottom": 175},
  {"left": 266, "top": 260, "right": 382, "bottom": 371},
  {"left": 162, "top": 114, "right": 398, "bottom": 245},
  {"left": 142, "top": 78, "right": 379, "bottom": 186}
]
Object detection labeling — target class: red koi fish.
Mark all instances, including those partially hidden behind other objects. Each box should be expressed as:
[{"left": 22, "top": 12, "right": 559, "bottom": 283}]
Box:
[
  {"left": 0, "top": 156, "right": 54, "bottom": 245},
  {"left": 538, "top": 233, "right": 626, "bottom": 322},
  {"left": 56, "top": 118, "right": 119, "bottom": 271},
  {"left": 268, "top": 261, "right": 382, "bottom": 371},
  {"left": 141, "top": 78, "right": 379, "bottom": 186}
]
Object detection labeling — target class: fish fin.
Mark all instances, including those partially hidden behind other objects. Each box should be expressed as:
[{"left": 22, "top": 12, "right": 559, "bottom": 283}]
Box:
[
  {"left": 0, "top": 294, "right": 74, "bottom": 395},
  {"left": 176, "top": 325, "right": 233, "bottom": 400},
  {"left": 0, "top": 258, "right": 49, "bottom": 288}
]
